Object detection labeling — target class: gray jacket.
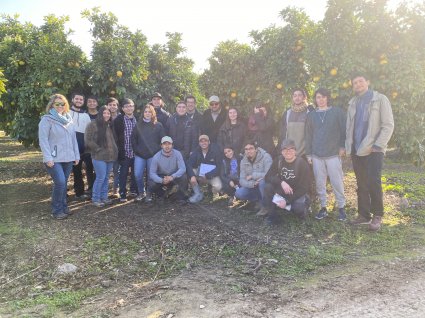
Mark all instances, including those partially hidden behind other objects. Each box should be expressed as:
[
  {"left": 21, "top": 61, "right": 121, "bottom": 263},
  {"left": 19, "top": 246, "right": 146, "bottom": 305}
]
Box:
[
  {"left": 346, "top": 91, "right": 394, "bottom": 156},
  {"left": 38, "top": 115, "right": 80, "bottom": 163},
  {"left": 149, "top": 149, "right": 186, "bottom": 183},
  {"left": 239, "top": 148, "right": 272, "bottom": 188}
]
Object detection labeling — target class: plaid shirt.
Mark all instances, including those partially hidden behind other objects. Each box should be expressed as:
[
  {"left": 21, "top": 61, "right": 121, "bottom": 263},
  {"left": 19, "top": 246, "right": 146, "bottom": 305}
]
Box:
[{"left": 123, "top": 115, "right": 136, "bottom": 158}]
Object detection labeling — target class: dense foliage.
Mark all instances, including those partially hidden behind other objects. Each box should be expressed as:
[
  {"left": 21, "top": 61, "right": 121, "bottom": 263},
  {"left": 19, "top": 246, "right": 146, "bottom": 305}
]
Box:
[{"left": 0, "top": 1, "right": 424, "bottom": 163}]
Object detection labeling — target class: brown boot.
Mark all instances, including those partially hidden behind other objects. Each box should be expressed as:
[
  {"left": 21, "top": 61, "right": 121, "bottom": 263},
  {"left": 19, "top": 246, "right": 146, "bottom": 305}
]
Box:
[
  {"left": 350, "top": 215, "right": 371, "bottom": 225},
  {"left": 369, "top": 215, "right": 382, "bottom": 231}
]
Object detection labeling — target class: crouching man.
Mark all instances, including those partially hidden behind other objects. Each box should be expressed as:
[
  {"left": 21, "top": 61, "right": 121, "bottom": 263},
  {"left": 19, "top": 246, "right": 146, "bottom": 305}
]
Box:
[
  {"left": 147, "top": 136, "right": 188, "bottom": 203},
  {"left": 235, "top": 140, "right": 272, "bottom": 213},
  {"left": 263, "top": 139, "right": 312, "bottom": 224}
]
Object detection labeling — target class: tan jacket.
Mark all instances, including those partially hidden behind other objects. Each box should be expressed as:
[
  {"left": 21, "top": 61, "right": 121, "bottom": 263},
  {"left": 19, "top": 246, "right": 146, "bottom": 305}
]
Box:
[{"left": 346, "top": 91, "right": 394, "bottom": 156}]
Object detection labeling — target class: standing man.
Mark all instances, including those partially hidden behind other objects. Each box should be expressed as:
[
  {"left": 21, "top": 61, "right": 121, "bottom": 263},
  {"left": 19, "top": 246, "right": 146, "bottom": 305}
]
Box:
[
  {"left": 235, "top": 140, "right": 272, "bottom": 214},
  {"left": 278, "top": 88, "right": 314, "bottom": 158},
  {"left": 114, "top": 98, "right": 138, "bottom": 202},
  {"left": 151, "top": 92, "right": 170, "bottom": 127},
  {"left": 86, "top": 95, "right": 99, "bottom": 121},
  {"left": 346, "top": 72, "right": 394, "bottom": 231},
  {"left": 69, "top": 92, "right": 93, "bottom": 199},
  {"left": 201, "top": 95, "right": 227, "bottom": 144},
  {"left": 148, "top": 136, "right": 188, "bottom": 203},
  {"left": 185, "top": 95, "right": 202, "bottom": 128}
]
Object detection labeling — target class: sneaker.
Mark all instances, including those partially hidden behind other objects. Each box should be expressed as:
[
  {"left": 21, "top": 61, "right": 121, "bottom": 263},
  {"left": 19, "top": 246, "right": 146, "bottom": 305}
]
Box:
[
  {"left": 369, "top": 215, "right": 382, "bottom": 231},
  {"left": 315, "top": 207, "right": 328, "bottom": 220},
  {"left": 189, "top": 192, "right": 204, "bottom": 203},
  {"left": 76, "top": 193, "right": 89, "bottom": 200},
  {"left": 338, "top": 207, "right": 347, "bottom": 221},
  {"left": 51, "top": 212, "right": 68, "bottom": 220},
  {"left": 256, "top": 207, "right": 269, "bottom": 216},
  {"left": 350, "top": 215, "right": 371, "bottom": 225},
  {"left": 145, "top": 192, "right": 153, "bottom": 203},
  {"left": 93, "top": 201, "right": 105, "bottom": 207},
  {"left": 228, "top": 196, "right": 235, "bottom": 206},
  {"left": 112, "top": 188, "right": 120, "bottom": 198},
  {"left": 63, "top": 207, "right": 73, "bottom": 215},
  {"left": 119, "top": 197, "right": 127, "bottom": 203},
  {"left": 128, "top": 192, "right": 138, "bottom": 197},
  {"left": 165, "top": 185, "right": 178, "bottom": 198},
  {"left": 135, "top": 193, "right": 146, "bottom": 202},
  {"left": 102, "top": 198, "right": 113, "bottom": 205}
]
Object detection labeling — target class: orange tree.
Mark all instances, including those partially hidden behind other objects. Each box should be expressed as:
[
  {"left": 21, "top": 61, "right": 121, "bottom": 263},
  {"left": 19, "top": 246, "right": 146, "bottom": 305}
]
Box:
[
  {"left": 82, "top": 8, "right": 150, "bottom": 106},
  {"left": 146, "top": 32, "right": 205, "bottom": 112},
  {"left": 303, "top": 0, "right": 425, "bottom": 163},
  {"left": 0, "top": 15, "right": 86, "bottom": 146}
]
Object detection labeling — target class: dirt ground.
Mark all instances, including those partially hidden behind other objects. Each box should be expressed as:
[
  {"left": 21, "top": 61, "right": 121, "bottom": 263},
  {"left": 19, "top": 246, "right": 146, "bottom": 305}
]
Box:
[{"left": 1, "top": 134, "right": 425, "bottom": 317}]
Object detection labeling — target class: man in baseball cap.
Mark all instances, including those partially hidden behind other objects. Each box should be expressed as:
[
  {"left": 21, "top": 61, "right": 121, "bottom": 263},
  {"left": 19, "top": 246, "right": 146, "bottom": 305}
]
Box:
[
  {"left": 200, "top": 95, "right": 227, "bottom": 143},
  {"left": 146, "top": 136, "right": 188, "bottom": 204}
]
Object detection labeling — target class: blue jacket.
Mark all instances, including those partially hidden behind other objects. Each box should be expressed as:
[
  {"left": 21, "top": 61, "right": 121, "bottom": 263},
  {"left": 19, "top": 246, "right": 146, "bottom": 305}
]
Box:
[
  {"left": 187, "top": 143, "right": 223, "bottom": 179},
  {"left": 38, "top": 115, "right": 80, "bottom": 163}
]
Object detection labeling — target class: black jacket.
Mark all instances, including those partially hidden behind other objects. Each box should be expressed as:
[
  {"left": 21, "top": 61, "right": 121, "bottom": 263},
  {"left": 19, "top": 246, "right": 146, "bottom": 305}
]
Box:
[
  {"left": 265, "top": 156, "right": 311, "bottom": 203},
  {"left": 155, "top": 107, "right": 171, "bottom": 127},
  {"left": 247, "top": 112, "right": 275, "bottom": 155},
  {"left": 113, "top": 114, "right": 137, "bottom": 160},
  {"left": 220, "top": 154, "right": 242, "bottom": 186},
  {"left": 131, "top": 120, "right": 165, "bottom": 159},
  {"left": 166, "top": 114, "right": 198, "bottom": 159},
  {"left": 187, "top": 143, "right": 223, "bottom": 179},
  {"left": 217, "top": 121, "right": 247, "bottom": 155},
  {"left": 200, "top": 108, "right": 227, "bottom": 143}
]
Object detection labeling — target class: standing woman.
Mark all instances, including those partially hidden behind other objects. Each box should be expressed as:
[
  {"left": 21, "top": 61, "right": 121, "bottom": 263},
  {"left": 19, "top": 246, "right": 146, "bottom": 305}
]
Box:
[
  {"left": 107, "top": 97, "right": 120, "bottom": 197},
  {"left": 85, "top": 106, "right": 118, "bottom": 207},
  {"left": 131, "top": 104, "right": 165, "bottom": 201},
  {"left": 38, "top": 94, "right": 80, "bottom": 220},
  {"left": 218, "top": 107, "right": 247, "bottom": 155},
  {"left": 247, "top": 102, "right": 275, "bottom": 155}
]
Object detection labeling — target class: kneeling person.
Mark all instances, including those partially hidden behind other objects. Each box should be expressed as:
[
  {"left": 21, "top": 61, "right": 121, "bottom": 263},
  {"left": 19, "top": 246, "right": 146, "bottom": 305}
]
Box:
[
  {"left": 147, "top": 136, "right": 188, "bottom": 202},
  {"left": 264, "top": 139, "right": 312, "bottom": 222}
]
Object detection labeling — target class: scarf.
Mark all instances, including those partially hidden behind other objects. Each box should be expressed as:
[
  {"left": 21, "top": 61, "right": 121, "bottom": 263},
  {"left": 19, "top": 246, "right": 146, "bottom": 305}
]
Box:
[
  {"left": 49, "top": 108, "right": 72, "bottom": 125},
  {"left": 291, "top": 103, "right": 308, "bottom": 113}
]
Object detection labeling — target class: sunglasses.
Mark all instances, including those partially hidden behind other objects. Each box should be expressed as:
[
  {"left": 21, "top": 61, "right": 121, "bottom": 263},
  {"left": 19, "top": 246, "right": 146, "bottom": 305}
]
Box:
[{"left": 53, "top": 102, "right": 65, "bottom": 107}]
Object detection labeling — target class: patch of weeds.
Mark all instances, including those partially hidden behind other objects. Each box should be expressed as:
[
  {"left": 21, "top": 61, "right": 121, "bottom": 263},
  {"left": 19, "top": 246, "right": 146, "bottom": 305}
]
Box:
[
  {"left": 0, "top": 222, "right": 39, "bottom": 241},
  {"left": 81, "top": 236, "right": 140, "bottom": 274},
  {"left": 383, "top": 171, "right": 425, "bottom": 203},
  {"left": 10, "top": 287, "right": 100, "bottom": 318}
]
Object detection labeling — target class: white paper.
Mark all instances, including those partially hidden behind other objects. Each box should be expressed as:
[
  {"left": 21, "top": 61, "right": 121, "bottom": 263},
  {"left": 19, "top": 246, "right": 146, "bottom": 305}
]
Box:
[
  {"left": 272, "top": 194, "right": 291, "bottom": 211},
  {"left": 198, "top": 163, "right": 216, "bottom": 177}
]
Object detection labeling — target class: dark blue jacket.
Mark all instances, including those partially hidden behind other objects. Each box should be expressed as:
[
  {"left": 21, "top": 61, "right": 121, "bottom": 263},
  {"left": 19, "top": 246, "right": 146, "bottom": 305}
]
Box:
[
  {"left": 187, "top": 143, "right": 223, "bottom": 179},
  {"left": 166, "top": 113, "right": 198, "bottom": 159}
]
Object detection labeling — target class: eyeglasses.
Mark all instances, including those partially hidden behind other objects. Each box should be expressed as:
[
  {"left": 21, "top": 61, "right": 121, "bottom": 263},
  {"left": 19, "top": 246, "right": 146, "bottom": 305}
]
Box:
[
  {"left": 210, "top": 102, "right": 219, "bottom": 106},
  {"left": 53, "top": 102, "right": 65, "bottom": 107}
]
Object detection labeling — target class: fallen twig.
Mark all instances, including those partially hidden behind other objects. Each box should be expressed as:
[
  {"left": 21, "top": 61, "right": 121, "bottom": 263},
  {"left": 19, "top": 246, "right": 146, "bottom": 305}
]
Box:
[{"left": 0, "top": 265, "right": 41, "bottom": 289}]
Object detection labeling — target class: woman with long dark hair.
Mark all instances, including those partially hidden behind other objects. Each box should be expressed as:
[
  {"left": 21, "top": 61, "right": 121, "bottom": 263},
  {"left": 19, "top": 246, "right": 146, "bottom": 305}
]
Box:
[
  {"left": 85, "top": 106, "right": 118, "bottom": 207},
  {"left": 39, "top": 94, "right": 80, "bottom": 219},
  {"left": 131, "top": 104, "right": 165, "bottom": 201},
  {"left": 218, "top": 107, "right": 247, "bottom": 155},
  {"left": 247, "top": 102, "right": 275, "bottom": 155}
]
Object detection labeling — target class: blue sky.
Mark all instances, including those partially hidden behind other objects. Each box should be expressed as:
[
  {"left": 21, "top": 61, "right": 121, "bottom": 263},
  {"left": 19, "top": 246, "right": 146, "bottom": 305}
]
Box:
[{"left": 0, "top": 0, "right": 412, "bottom": 72}]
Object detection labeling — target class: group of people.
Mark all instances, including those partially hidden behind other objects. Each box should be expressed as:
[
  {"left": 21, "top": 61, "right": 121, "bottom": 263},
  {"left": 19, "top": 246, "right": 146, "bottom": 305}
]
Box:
[{"left": 38, "top": 71, "right": 394, "bottom": 231}]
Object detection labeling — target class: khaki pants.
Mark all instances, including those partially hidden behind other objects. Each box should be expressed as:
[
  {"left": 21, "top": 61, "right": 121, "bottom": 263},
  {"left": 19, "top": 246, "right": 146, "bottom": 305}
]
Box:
[{"left": 193, "top": 168, "right": 222, "bottom": 193}]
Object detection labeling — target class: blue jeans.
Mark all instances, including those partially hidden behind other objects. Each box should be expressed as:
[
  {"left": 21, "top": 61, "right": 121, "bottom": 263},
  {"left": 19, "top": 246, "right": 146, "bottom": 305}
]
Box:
[
  {"left": 134, "top": 156, "right": 152, "bottom": 194},
  {"left": 113, "top": 161, "right": 120, "bottom": 189},
  {"left": 92, "top": 159, "right": 114, "bottom": 202},
  {"left": 235, "top": 179, "right": 266, "bottom": 204},
  {"left": 119, "top": 157, "right": 138, "bottom": 199},
  {"left": 46, "top": 162, "right": 73, "bottom": 215}
]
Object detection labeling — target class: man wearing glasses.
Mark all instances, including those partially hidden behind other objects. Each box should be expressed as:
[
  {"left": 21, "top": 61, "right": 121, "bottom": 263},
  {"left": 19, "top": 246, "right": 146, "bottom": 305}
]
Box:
[
  {"left": 235, "top": 140, "right": 272, "bottom": 214},
  {"left": 200, "top": 95, "right": 227, "bottom": 144},
  {"left": 262, "top": 139, "right": 312, "bottom": 225}
]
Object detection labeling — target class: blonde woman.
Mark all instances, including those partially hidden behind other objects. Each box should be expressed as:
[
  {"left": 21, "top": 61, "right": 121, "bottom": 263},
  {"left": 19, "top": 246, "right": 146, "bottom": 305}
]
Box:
[{"left": 38, "top": 94, "right": 79, "bottom": 219}]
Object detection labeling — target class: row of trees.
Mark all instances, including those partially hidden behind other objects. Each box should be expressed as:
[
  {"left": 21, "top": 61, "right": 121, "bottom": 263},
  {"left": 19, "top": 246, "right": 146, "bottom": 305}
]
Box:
[{"left": 0, "top": 1, "right": 424, "bottom": 164}]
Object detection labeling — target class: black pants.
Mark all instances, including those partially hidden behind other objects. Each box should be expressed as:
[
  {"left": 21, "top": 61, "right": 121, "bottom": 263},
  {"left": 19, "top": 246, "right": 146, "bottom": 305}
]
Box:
[
  {"left": 263, "top": 182, "right": 309, "bottom": 219},
  {"left": 148, "top": 174, "right": 188, "bottom": 200},
  {"left": 72, "top": 153, "right": 95, "bottom": 196},
  {"left": 351, "top": 152, "right": 384, "bottom": 219},
  {"left": 119, "top": 157, "right": 138, "bottom": 199}
]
